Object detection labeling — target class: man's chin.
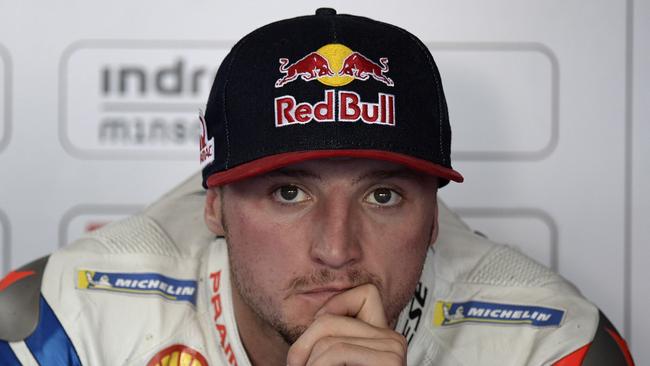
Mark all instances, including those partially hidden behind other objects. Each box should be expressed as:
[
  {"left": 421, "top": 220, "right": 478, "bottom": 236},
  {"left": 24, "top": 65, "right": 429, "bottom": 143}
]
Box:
[
  {"left": 276, "top": 291, "right": 353, "bottom": 343},
  {"left": 274, "top": 306, "right": 319, "bottom": 344},
  {"left": 276, "top": 323, "right": 308, "bottom": 345}
]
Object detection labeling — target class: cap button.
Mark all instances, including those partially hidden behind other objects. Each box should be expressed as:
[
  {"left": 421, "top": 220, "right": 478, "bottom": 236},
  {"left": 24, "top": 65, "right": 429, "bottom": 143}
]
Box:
[{"left": 315, "top": 8, "right": 337, "bottom": 16}]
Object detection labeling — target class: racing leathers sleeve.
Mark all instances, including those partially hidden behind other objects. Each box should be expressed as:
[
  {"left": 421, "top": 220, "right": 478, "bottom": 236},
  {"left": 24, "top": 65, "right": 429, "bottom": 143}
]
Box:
[
  {"left": 552, "top": 311, "right": 634, "bottom": 366},
  {"left": 0, "top": 256, "right": 82, "bottom": 365}
]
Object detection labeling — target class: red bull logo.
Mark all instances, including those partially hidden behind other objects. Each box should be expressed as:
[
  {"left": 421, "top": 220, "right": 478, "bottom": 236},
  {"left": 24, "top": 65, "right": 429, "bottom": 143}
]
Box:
[
  {"left": 275, "top": 90, "right": 395, "bottom": 127},
  {"left": 339, "top": 52, "right": 393, "bottom": 86},
  {"left": 274, "top": 44, "right": 396, "bottom": 127},
  {"left": 198, "top": 112, "right": 214, "bottom": 168},
  {"left": 275, "top": 52, "right": 335, "bottom": 87},
  {"left": 275, "top": 44, "right": 394, "bottom": 88}
]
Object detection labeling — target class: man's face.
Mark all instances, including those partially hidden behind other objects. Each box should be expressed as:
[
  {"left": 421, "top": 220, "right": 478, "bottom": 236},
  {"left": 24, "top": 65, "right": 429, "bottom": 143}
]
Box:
[{"left": 206, "top": 158, "right": 439, "bottom": 344}]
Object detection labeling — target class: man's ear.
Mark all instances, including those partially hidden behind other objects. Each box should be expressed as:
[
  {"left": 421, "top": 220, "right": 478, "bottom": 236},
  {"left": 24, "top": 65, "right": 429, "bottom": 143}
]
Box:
[{"left": 205, "top": 188, "right": 225, "bottom": 236}]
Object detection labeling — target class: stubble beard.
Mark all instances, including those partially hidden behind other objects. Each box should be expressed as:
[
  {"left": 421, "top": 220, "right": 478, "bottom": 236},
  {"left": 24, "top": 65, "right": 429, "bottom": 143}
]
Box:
[
  {"left": 221, "top": 200, "right": 431, "bottom": 346},
  {"left": 227, "top": 239, "right": 426, "bottom": 345},
  {"left": 221, "top": 210, "right": 304, "bottom": 344},
  {"left": 227, "top": 240, "right": 307, "bottom": 345}
]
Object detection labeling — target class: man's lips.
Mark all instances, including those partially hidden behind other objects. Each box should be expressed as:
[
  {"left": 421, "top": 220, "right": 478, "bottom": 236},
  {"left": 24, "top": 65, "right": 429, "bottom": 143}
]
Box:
[
  {"left": 295, "top": 286, "right": 352, "bottom": 303},
  {"left": 300, "top": 286, "right": 351, "bottom": 294}
]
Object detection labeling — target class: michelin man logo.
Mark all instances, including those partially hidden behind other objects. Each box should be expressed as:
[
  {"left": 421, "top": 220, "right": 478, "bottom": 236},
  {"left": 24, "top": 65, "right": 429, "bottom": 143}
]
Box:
[
  {"left": 86, "top": 272, "right": 112, "bottom": 288},
  {"left": 443, "top": 303, "right": 464, "bottom": 321}
]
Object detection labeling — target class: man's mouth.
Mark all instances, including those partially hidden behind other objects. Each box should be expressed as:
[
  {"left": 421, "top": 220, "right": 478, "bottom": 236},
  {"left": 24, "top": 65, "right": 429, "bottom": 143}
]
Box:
[{"left": 296, "top": 286, "right": 351, "bottom": 303}]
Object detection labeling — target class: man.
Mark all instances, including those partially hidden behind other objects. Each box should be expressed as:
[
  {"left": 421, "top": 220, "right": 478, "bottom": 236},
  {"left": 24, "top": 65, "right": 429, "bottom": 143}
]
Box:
[{"left": 0, "top": 8, "right": 635, "bottom": 365}]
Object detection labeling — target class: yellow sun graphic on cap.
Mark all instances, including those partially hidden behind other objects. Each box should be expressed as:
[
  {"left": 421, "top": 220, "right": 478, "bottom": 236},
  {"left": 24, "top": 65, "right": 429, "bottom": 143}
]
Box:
[{"left": 316, "top": 44, "right": 355, "bottom": 86}]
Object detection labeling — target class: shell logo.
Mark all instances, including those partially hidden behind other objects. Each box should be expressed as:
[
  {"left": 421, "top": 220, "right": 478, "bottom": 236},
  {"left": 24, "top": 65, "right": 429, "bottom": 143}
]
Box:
[{"left": 147, "top": 344, "right": 209, "bottom": 366}]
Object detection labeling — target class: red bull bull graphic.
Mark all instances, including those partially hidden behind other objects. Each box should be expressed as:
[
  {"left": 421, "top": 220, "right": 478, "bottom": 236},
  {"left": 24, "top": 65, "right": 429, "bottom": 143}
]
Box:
[
  {"left": 275, "top": 44, "right": 394, "bottom": 88},
  {"left": 339, "top": 52, "right": 394, "bottom": 86},
  {"left": 275, "top": 52, "right": 335, "bottom": 87}
]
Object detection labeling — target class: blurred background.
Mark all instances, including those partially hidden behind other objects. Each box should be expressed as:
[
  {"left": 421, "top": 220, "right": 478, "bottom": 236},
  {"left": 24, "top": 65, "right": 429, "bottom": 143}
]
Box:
[{"left": 0, "top": 0, "right": 647, "bottom": 362}]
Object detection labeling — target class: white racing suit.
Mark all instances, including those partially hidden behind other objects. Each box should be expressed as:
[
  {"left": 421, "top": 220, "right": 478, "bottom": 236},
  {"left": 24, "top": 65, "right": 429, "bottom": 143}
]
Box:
[{"left": 0, "top": 173, "right": 635, "bottom": 365}]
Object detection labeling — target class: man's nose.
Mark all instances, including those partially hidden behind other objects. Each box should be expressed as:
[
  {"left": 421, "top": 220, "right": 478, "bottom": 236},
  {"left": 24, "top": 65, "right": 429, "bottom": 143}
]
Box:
[{"left": 309, "top": 197, "right": 362, "bottom": 269}]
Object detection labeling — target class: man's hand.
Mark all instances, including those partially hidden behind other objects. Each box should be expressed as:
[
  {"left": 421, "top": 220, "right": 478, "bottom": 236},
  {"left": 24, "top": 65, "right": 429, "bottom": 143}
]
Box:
[{"left": 287, "top": 284, "right": 407, "bottom": 366}]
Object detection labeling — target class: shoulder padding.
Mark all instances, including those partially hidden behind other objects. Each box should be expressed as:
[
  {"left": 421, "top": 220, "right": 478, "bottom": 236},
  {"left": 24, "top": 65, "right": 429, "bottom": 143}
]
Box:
[
  {"left": 0, "top": 255, "right": 49, "bottom": 342},
  {"left": 554, "top": 310, "right": 635, "bottom": 365},
  {"left": 467, "top": 245, "right": 559, "bottom": 287},
  {"left": 581, "top": 311, "right": 635, "bottom": 365}
]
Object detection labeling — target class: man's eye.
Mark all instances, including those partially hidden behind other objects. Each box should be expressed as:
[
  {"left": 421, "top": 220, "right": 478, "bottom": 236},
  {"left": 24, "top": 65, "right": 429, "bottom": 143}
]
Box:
[
  {"left": 272, "top": 185, "right": 310, "bottom": 203},
  {"left": 364, "top": 188, "right": 402, "bottom": 206}
]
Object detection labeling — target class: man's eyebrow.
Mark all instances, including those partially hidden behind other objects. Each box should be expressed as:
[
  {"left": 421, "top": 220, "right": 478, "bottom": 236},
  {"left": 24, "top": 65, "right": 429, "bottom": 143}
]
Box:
[
  {"left": 264, "top": 169, "right": 323, "bottom": 181},
  {"left": 352, "top": 169, "right": 427, "bottom": 184}
]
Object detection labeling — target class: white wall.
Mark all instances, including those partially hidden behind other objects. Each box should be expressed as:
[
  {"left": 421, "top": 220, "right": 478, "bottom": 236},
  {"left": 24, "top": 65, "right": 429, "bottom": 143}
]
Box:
[
  {"left": 632, "top": 0, "right": 650, "bottom": 361},
  {"left": 0, "top": 0, "right": 647, "bottom": 362}
]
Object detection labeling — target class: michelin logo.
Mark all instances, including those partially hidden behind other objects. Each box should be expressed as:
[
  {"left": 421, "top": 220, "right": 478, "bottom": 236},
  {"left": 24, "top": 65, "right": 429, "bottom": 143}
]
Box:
[
  {"left": 77, "top": 270, "right": 197, "bottom": 305},
  {"left": 433, "top": 300, "right": 565, "bottom": 327}
]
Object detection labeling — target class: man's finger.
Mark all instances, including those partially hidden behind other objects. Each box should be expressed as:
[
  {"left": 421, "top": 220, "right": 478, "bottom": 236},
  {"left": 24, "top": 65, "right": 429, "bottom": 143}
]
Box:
[
  {"left": 307, "top": 336, "right": 406, "bottom": 366},
  {"left": 315, "top": 283, "right": 387, "bottom": 327},
  {"left": 306, "top": 342, "right": 404, "bottom": 366},
  {"left": 287, "top": 314, "right": 403, "bottom": 366}
]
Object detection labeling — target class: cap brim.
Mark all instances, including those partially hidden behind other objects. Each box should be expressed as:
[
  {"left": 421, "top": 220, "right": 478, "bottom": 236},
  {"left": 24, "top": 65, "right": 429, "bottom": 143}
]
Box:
[{"left": 206, "top": 149, "right": 464, "bottom": 187}]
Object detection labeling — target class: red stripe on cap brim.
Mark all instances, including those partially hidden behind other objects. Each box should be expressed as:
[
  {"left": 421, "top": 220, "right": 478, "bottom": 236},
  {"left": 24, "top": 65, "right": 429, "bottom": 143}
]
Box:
[{"left": 206, "top": 150, "right": 464, "bottom": 187}]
